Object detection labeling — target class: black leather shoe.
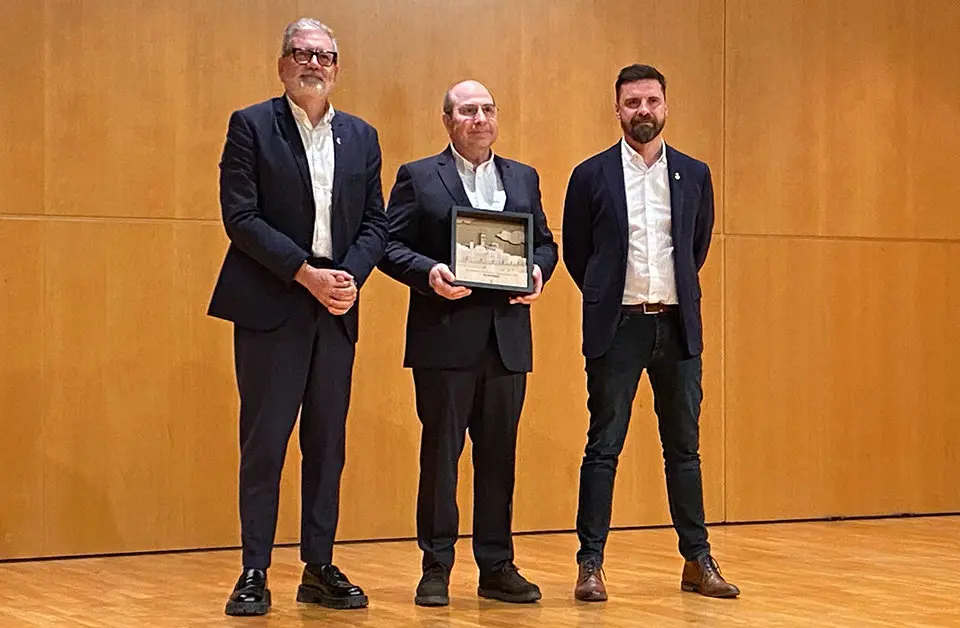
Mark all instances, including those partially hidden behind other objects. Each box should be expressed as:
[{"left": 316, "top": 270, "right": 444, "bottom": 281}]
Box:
[
  {"left": 415, "top": 564, "right": 450, "bottom": 607},
  {"left": 297, "top": 563, "right": 368, "bottom": 609},
  {"left": 225, "top": 568, "right": 270, "bottom": 616},
  {"left": 478, "top": 562, "right": 542, "bottom": 603}
]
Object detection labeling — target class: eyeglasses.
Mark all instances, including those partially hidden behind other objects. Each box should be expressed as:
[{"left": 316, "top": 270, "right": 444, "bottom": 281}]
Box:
[
  {"left": 288, "top": 48, "right": 338, "bottom": 67},
  {"left": 455, "top": 103, "right": 497, "bottom": 118}
]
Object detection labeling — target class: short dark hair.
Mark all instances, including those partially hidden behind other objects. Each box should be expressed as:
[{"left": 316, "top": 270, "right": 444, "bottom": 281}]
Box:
[
  {"left": 615, "top": 64, "right": 666, "bottom": 100},
  {"left": 442, "top": 89, "right": 455, "bottom": 115}
]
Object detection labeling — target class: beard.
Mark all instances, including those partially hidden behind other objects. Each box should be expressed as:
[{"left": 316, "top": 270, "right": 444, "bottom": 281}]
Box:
[
  {"left": 298, "top": 75, "right": 325, "bottom": 92},
  {"left": 625, "top": 114, "right": 665, "bottom": 144}
]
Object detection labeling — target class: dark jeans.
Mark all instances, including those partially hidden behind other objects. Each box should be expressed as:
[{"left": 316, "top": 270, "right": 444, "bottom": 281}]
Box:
[
  {"left": 412, "top": 339, "right": 526, "bottom": 574},
  {"left": 234, "top": 296, "right": 354, "bottom": 569},
  {"left": 576, "top": 308, "right": 709, "bottom": 563}
]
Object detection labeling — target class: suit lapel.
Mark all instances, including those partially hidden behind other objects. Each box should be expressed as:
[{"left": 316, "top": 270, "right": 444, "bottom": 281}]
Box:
[
  {"left": 601, "top": 143, "right": 629, "bottom": 246},
  {"left": 665, "top": 144, "right": 686, "bottom": 248},
  {"left": 331, "top": 112, "right": 347, "bottom": 216},
  {"left": 437, "top": 147, "right": 472, "bottom": 207},
  {"left": 495, "top": 155, "right": 519, "bottom": 212},
  {"left": 274, "top": 97, "right": 313, "bottom": 197},
  {"left": 326, "top": 112, "right": 349, "bottom": 259}
]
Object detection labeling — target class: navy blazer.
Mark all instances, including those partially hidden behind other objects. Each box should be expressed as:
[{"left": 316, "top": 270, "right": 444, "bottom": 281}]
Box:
[
  {"left": 208, "top": 97, "right": 388, "bottom": 342},
  {"left": 378, "top": 147, "right": 559, "bottom": 372},
  {"left": 562, "top": 142, "right": 714, "bottom": 359}
]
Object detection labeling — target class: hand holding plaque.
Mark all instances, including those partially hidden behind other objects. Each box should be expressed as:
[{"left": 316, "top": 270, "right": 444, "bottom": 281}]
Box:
[{"left": 428, "top": 263, "right": 473, "bottom": 300}]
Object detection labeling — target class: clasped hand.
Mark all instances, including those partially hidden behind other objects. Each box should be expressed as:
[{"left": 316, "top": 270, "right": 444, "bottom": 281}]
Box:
[{"left": 295, "top": 264, "right": 357, "bottom": 315}]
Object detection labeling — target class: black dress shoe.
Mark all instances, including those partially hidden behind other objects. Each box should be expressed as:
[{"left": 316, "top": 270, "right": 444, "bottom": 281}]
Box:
[
  {"left": 297, "top": 563, "right": 368, "bottom": 609},
  {"left": 415, "top": 564, "right": 450, "bottom": 607},
  {"left": 225, "top": 568, "right": 271, "bottom": 616},
  {"left": 478, "top": 562, "right": 542, "bottom": 603}
]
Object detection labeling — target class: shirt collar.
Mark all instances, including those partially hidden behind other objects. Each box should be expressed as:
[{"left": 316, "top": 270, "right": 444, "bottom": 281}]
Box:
[
  {"left": 450, "top": 143, "right": 495, "bottom": 174},
  {"left": 621, "top": 137, "right": 666, "bottom": 170},
  {"left": 287, "top": 95, "right": 335, "bottom": 131}
]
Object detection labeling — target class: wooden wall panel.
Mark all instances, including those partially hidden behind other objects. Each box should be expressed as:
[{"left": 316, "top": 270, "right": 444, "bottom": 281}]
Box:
[
  {"left": 338, "top": 239, "right": 724, "bottom": 542},
  {"left": 0, "top": 1, "right": 43, "bottom": 216},
  {"left": 300, "top": 0, "right": 524, "bottom": 199},
  {"left": 511, "top": 241, "right": 725, "bottom": 532},
  {"left": 725, "top": 237, "right": 960, "bottom": 521},
  {"left": 336, "top": 271, "right": 420, "bottom": 541},
  {"left": 610, "top": 240, "right": 724, "bottom": 528},
  {"left": 43, "top": 0, "right": 296, "bottom": 220},
  {"left": 3, "top": 0, "right": 957, "bottom": 562},
  {"left": 0, "top": 221, "right": 45, "bottom": 558},
  {"left": 34, "top": 221, "right": 301, "bottom": 555},
  {"left": 699, "top": 240, "right": 725, "bottom": 523},
  {"left": 514, "top": 270, "right": 591, "bottom": 532},
  {"left": 515, "top": 0, "right": 725, "bottom": 230},
  {"left": 725, "top": 0, "right": 960, "bottom": 239},
  {"left": 172, "top": 0, "right": 301, "bottom": 223},
  {"left": 0, "top": 0, "right": 727, "bottom": 558},
  {"left": 295, "top": 0, "right": 723, "bottom": 228}
]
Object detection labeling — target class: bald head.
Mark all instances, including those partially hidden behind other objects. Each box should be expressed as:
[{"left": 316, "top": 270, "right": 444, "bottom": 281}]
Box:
[
  {"left": 441, "top": 80, "right": 499, "bottom": 165},
  {"left": 442, "top": 80, "right": 496, "bottom": 115}
]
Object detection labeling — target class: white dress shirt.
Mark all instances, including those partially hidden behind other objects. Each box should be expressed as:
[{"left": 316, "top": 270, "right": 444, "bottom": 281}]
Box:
[
  {"left": 450, "top": 144, "right": 506, "bottom": 211},
  {"left": 288, "top": 96, "right": 336, "bottom": 258},
  {"left": 621, "top": 138, "right": 678, "bottom": 305}
]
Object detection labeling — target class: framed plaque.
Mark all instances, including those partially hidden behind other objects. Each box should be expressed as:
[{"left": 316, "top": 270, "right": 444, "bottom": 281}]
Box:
[{"left": 450, "top": 206, "right": 534, "bottom": 294}]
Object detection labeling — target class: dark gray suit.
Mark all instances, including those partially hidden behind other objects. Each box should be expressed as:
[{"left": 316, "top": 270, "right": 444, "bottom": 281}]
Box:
[
  {"left": 209, "top": 97, "right": 387, "bottom": 569},
  {"left": 379, "top": 147, "right": 558, "bottom": 572}
]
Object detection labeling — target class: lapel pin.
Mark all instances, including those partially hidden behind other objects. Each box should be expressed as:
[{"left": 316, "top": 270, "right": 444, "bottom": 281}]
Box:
[
  {"left": 336, "top": 137, "right": 342, "bottom": 145},
  {"left": 674, "top": 172, "right": 680, "bottom": 180}
]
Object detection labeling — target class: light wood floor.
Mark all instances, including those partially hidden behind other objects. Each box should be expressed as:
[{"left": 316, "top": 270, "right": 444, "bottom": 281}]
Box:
[{"left": 2, "top": 517, "right": 958, "bottom": 627}]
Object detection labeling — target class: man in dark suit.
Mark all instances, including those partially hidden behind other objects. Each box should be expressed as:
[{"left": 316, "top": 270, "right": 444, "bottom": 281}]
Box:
[
  {"left": 563, "top": 65, "right": 739, "bottom": 601},
  {"left": 379, "top": 80, "right": 558, "bottom": 607},
  {"left": 208, "top": 18, "right": 387, "bottom": 616}
]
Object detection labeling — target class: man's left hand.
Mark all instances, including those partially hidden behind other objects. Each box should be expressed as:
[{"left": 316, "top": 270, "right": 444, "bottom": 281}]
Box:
[{"left": 510, "top": 264, "right": 543, "bottom": 305}]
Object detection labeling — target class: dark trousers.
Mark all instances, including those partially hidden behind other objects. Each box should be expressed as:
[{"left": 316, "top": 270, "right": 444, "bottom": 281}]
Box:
[
  {"left": 234, "top": 295, "right": 355, "bottom": 569},
  {"left": 412, "top": 338, "right": 526, "bottom": 574},
  {"left": 576, "top": 308, "right": 710, "bottom": 563}
]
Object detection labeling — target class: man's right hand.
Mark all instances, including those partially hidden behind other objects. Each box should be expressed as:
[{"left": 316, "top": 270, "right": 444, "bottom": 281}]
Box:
[
  {"left": 429, "top": 263, "right": 472, "bottom": 300},
  {"left": 294, "top": 264, "right": 357, "bottom": 315}
]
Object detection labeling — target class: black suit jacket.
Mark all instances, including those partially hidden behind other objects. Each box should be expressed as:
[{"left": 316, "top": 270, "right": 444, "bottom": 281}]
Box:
[
  {"left": 208, "top": 97, "right": 388, "bottom": 342},
  {"left": 562, "top": 142, "right": 714, "bottom": 359},
  {"left": 379, "top": 147, "right": 559, "bottom": 372}
]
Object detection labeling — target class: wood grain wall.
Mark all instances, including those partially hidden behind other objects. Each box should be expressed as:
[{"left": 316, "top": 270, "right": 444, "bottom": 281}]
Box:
[{"left": 0, "top": 0, "right": 956, "bottom": 559}]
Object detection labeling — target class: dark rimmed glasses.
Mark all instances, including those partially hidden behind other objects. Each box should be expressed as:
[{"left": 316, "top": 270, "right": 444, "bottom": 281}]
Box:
[{"left": 288, "top": 48, "right": 338, "bottom": 67}]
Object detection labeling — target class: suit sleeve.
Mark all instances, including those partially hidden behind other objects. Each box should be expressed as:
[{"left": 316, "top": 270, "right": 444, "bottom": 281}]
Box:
[
  {"left": 219, "top": 110, "right": 309, "bottom": 283},
  {"left": 339, "top": 127, "right": 388, "bottom": 288},
  {"left": 378, "top": 164, "right": 438, "bottom": 295},
  {"left": 529, "top": 169, "right": 559, "bottom": 284},
  {"left": 561, "top": 165, "right": 591, "bottom": 291},
  {"left": 693, "top": 164, "right": 715, "bottom": 271}
]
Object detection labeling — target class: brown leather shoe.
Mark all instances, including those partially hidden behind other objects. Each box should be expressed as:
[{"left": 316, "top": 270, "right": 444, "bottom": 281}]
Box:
[
  {"left": 681, "top": 555, "right": 740, "bottom": 598},
  {"left": 574, "top": 557, "right": 607, "bottom": 602}
]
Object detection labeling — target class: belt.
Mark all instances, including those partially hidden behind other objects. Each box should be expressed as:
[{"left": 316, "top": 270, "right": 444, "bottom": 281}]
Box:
[{"left": 622, "top": 303, "right": 678, "bottom": 314}]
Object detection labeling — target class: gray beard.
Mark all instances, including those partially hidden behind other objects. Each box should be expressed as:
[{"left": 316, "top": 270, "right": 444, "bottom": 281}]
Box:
[{"left": 297, "top": 76, "right": 325, "bottom": 93}]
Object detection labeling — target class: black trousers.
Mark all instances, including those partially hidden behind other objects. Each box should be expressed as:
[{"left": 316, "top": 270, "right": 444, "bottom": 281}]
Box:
[
  {"left": 234, "top": 295, "right": 354, "bottom": 569},
  {"left": 412, "top": 337, "right": 526, "bottom": 574},
  {"left": 576, "top": 308, "right": 710, "bottom": 563}
]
